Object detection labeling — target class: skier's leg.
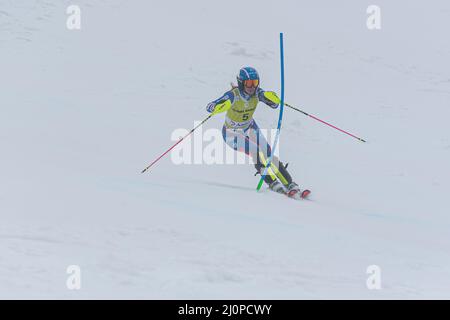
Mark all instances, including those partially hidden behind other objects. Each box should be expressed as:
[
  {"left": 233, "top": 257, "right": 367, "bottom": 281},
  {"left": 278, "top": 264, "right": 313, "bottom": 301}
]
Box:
[
  {"left": 223, "top": 124, "right": 282, "bottom": 188},
  {"left": 227, "top": 123, "right": 280, "bottom": 185},
  {"left": 254, "top": 152, "right": 277, "bottom": 185},
  {"left": 265, "top": 156, "right": 292, "bottom": 186},
  {"left": 270, "top": 157, "right": 293, "bottom": 186},
  {"left": 222, "top": 125, "right": 266, "bottom": 168},
  {"left": 222, "top": 125, "right": 242, "bottom": 153},
  {"left": 222, "top": 125, "right": 309, "bottom": 197},
  {"left": 249, "top": 127, "right": 307, "bottom": 197},
  {"left": 246, "top": 121, "right": 293, "bottom": 187},
  {"left": 223, "top": 122, "right": 292, "bottom": 190}
]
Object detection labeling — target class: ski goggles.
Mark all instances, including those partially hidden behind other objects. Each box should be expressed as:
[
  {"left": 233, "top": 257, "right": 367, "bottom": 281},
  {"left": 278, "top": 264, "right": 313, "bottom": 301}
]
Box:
[{"left": 243, "top": 79, "right": 259, "bottom": 88}]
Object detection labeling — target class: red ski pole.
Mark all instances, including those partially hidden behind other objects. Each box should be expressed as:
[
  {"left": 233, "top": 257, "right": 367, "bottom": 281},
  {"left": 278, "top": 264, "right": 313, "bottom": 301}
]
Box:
[
  {"left": 285, "top": 103, "right": 366, "bottom": 143},
  {"left": 141, "top": 114, "right": 212, "bottom": 173}
]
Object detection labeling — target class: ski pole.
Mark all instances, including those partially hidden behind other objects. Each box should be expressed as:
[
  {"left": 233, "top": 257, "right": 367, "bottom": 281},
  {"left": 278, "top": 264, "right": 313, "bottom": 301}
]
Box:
[
  {"left": 285, "top": 102, "right": 366, "bottom": 142},
  {"left": 263, "top": 91, "right": 366, "bottom": 142},
  {"left": 141, "top": 114, "right": 212, "bottom": 174}
]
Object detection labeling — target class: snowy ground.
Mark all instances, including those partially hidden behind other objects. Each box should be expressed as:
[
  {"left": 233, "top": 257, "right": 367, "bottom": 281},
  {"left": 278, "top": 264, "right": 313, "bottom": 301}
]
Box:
[{"left": 1, "top": 0, "right": 450, "bottom": 299}]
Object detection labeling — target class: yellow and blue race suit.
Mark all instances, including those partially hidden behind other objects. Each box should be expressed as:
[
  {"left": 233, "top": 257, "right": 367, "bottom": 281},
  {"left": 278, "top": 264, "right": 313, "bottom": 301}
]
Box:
[{"left": 207, "top": 86, "right": 293, "bottom": 187}]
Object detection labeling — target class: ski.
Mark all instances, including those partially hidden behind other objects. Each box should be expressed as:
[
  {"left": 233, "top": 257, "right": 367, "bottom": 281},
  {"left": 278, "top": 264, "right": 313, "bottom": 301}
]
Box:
[
  {"left": 287, "top": 188, "right": 311, "bottom": 200},
  {"left": 268, "top": 182, "right": 311, "bottom": 200}
]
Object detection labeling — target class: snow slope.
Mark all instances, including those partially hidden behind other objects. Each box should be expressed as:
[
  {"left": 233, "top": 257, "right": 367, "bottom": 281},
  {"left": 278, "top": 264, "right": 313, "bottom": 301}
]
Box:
[{"left": 1, "top": 0, "right": 449, "bottom": 299}]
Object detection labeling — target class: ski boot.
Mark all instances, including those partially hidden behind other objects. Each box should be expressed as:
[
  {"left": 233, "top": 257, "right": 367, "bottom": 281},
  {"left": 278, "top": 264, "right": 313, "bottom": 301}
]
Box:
[
  {"left": 286, "top": 182, "right": 311, "bottom": 200},
  {"left": 269, "top": 180, "right": 287, "bottom": 194}
]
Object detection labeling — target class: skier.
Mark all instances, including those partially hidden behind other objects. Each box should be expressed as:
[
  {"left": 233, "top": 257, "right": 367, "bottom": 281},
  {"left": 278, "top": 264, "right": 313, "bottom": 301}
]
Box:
[{"left": 206, "top": 66, "right": 310, "bottom": 199}]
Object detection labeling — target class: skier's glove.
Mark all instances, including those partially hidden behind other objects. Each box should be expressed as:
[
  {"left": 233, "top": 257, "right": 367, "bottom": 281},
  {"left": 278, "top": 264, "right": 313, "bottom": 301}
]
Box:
[
  {"left": 206, "top": 102, "right": 216, "bottom": 113},
  {"left": 264, "top": 91, "right": 281, "bottom": 108},
  {"left": 266, "top": 100, "right": 279, "bottom": 108}
]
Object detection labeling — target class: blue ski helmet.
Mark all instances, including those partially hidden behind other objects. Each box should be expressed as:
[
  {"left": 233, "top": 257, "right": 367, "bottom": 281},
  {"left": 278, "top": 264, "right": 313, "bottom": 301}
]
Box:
[{"left": 237, "top": 67, "right": 260, "bottom": 94}]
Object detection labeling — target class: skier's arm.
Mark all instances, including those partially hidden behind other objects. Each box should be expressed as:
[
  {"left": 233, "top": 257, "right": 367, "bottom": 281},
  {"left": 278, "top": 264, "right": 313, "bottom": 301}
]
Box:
[
  {"left": 206, "top": 91, "right": 235, "bottom": 113},
  {"left": 258, "top": 88, "right": 279, "bottom": 109}
]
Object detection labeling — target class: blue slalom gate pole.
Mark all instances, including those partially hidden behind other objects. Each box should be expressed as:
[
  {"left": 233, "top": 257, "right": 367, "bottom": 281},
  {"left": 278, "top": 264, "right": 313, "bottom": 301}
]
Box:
[{"left": 257, "top": 33, "right": 285, "bottom": 191}]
